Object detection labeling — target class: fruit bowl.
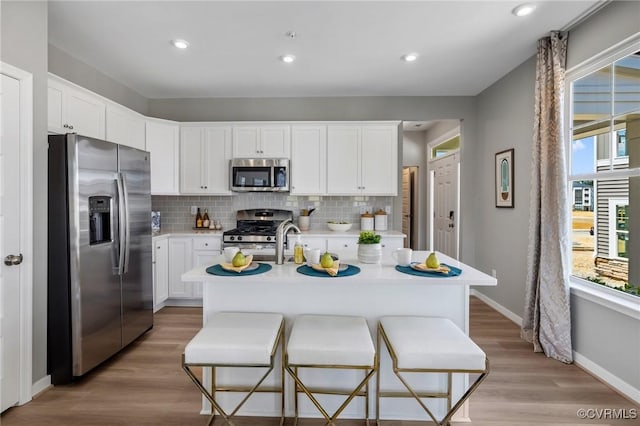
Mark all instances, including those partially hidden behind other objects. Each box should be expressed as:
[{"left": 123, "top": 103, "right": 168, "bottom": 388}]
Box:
[{"left": 327, "top": 222, "right": 352, "bottom": 232}]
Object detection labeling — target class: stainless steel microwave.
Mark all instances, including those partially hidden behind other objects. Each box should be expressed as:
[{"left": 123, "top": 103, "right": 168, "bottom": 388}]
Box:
[{"left": 230, "top": 158, "right": 290, "bottom": 192}]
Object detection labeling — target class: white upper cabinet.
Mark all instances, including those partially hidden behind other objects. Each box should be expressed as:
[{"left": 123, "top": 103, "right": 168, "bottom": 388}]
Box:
[
  {"left": 327, "top": 124, "right": 398, "bottom": 196},
  {"left": 360, "top": 126, "right": 398, "bottom": 194},
  {"left": 180, "top": 125, "right": 232, "bottom": 195},
  {"left": 232, "top": 125, "right": 290, "bottom": 158},
  {"left": 106, "top": 103, "right": 146, "bottom": 149},
  {"left": 327, "top": 126, "right": 362, "bottom": 195},
  {"left": 48, "top": 77, "right": 106, "bottom": 140},
  {"left": 146, "top": 118, "right": 180, "bottom": 195},
  {"left": 291, "top": 125, "right": 327, "bottom": 195}
]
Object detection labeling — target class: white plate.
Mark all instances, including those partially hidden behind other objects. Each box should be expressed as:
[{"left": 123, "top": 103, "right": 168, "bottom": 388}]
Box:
[
  {"left": 220, "top": 261, "right": 260, "bottom": 272},
  {"left": 309, "top": 263, "right": 349, "bottom": 273},
  {"left": 409, "top": 262, "right": 450, "bottom": 274}
]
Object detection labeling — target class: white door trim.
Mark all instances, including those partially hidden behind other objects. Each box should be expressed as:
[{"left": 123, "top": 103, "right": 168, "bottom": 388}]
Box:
[{"left": 1, "top": 61, "right": 34, "bottom": 405}]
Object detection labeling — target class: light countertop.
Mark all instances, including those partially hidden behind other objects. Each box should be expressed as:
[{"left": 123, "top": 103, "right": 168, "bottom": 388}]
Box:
[{"left": 182, "top": 250, "right": 496, "bottom": 287}]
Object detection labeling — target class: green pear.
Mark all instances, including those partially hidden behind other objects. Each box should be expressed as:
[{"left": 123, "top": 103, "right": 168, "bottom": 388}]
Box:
[
  {"left": 232, "top": 251, "right": 247, "bottom": 267},
  {"left": 320, "top": 252, "right": 334, "bottom": 268},
  {"left": 426, "top": 252, "right": 440, "bottom": 269}
]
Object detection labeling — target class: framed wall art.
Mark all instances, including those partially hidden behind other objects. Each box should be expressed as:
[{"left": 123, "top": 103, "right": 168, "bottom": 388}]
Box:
[{"left": 495, "top": 148, "right": 514, "bottom": 208}]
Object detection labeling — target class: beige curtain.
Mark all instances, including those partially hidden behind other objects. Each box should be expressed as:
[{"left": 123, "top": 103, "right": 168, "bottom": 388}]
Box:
[{"left": 521, "top": 32, "right": 573, "bottom": 363}]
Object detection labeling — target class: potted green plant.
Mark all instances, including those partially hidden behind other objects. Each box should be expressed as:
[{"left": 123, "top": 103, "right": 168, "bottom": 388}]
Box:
[{"left": 357, "top": 231, "right": 382, "bottom": 263}]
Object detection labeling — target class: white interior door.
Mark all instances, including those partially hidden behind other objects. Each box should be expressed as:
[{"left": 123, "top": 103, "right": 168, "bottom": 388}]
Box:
[
  {"left": 432, "top": 153, "right": 459, "bottom": 259},
  {"left": 0, "top": 73, "right": 22, "bottom": 412}
]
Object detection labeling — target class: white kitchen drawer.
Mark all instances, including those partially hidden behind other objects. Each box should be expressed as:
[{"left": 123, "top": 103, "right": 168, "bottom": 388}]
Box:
[{"left": 192, "top": 237, "right": 221, "bottom": 251}]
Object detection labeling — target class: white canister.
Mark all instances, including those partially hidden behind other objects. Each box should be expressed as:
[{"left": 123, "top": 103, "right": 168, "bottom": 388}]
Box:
[
  {"left": 374, "top": 211, "right": 387, "bottom": 231},
  {"left": 360, "top": 214, "right": 374, "bottom": 231}
]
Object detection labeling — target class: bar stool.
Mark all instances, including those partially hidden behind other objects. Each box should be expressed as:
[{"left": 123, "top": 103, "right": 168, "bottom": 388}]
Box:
[
  {"left": 284, "top": 314, "right": 378, "bottom": 425},
  {"left": 182, "top": 312, "right": 285, "bottom": 425},
  {"left": 376, "top": 316, "right": 489, "bottom": 426}
]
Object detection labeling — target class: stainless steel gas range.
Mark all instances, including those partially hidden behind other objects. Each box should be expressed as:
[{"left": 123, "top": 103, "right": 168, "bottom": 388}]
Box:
[{"left": 222, "top": 209, "right": 293, "bottom": 260}]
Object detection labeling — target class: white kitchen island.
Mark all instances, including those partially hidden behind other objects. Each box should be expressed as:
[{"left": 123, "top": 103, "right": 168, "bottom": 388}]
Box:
[{"left": 182, "top": 251, "right": 497, "bottom": 421}]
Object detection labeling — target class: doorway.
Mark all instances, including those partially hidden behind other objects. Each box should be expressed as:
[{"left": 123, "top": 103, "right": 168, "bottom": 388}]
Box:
[
  {"left": 427, "top": 127, "right": 461, "bottom": 259},
  {"left": 1, "top": 62, "right": 34, "bottom": 411},
  {"left": 402, "top": 166, "right": 418, "bottom": 248}
]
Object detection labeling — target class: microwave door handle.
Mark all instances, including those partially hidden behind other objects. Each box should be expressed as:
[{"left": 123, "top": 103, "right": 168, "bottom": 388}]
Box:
[{"left": 116, "top": 174, "right": 126, "bottom": 276}]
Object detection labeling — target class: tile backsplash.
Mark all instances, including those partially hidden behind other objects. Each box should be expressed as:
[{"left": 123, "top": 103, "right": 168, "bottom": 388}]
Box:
[{"left": 152, "top": 193, "right": 393, "bottom": 232}]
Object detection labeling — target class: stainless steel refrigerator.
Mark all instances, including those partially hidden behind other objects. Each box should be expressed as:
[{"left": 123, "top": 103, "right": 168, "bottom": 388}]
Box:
[{"left": 48, "top": 134, "right": 153, "bottom": 384}]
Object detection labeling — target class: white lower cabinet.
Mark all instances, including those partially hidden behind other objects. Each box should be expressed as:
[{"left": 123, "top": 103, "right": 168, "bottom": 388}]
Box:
[
  {"left": 152, "top": 237, "right": 169, "bottom": 312},
  {"left": 192, "top": 237, "right": 221, "bottom": 298},
  {"left": 292, "top": 234, "right": 404, "bottom": 259},
  {"left": 154, "top": 235, "right": 222, "bottom": 307},
  {"left": 168, "top": 237, "right": 194, "bottom": 299},
  {"left": 327, "top": 237, "right": 358, "bottom": 253}
]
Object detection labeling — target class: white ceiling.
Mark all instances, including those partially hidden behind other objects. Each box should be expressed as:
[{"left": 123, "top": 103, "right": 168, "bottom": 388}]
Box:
[{"left": 48, "top": 1, "right": 604, "bottom": 99}]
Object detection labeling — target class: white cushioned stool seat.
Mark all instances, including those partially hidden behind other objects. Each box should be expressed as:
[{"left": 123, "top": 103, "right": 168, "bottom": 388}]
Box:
[
  {"left": 380, "top": 316, "right": 485, "bottom": 371},
  {"left": 184, "top": 312, "right": 283, "bottom": 365},
  {"left": 287, "top": 314, "right": 375, "bottom": 366}
]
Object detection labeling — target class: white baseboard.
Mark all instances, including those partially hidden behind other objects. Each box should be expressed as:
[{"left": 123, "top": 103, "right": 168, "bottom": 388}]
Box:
[
  {"left": 470, "top": 289, "right": 522, "bottom": 326},
  {"left": 470, "top": 289, "right": 640, "bottom": 405},
  {"left": 573, "top": 351, "right": 640, "bottom": 404},
  {"left": 31, "top": 375, "right": 51, "bottom": 398}
]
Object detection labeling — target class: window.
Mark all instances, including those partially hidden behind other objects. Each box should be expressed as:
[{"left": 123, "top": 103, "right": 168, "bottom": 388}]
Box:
[
  {"left": 431, "top": 135, "right": 459, "bottom": 159},
  {"left": 568, "top": 49, "right": 640, "bottom": 296},
  {"left": 608, "top": 198, "right": 629, "bottom": 259}
]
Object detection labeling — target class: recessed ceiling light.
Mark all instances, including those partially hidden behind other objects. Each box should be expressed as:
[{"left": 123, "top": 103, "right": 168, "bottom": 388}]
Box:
[
  {"left": 171, "top": 39, "right": 190, "bottom": 49},
  {"left": 402, "top": 53, "right": 418, "bottom": 62},
  {"left": 280, "top": 54, "right": 296, "bottom": 63},
  {"left": 512, "top": 3, "right": 536, "bottom": 17}
]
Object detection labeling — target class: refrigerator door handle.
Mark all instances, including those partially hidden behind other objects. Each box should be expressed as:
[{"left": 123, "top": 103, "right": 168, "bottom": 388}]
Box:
[
  {"left": 116, "top": 174, "right": 126, "bottom": 276},
  {"left": 121, "top": 173, "right": 131, "bottom": 274}
]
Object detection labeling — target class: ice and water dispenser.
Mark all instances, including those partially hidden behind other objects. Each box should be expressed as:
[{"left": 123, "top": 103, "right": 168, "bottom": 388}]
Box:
[{"left": 89, "top": 196, "right": 112, "bottom": 245}]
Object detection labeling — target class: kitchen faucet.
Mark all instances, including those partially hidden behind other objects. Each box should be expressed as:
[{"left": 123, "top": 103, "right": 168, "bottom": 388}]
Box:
[{"left": 275, "top": 219, "right": 301, "bottom": 264}]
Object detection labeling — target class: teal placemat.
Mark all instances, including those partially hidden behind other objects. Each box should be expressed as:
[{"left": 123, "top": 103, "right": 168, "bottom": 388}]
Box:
[
  {"left": 395, "top": 263, "right": 461, "bottom": 277},
  {"left": 296, "top": 264, "right": 361, "bottom": 278},
  {"left": 206, "top": 263, "right": 272, "bottom": 276}
]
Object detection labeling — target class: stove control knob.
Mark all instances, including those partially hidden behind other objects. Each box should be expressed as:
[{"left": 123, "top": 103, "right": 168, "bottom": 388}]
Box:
[
  {"left": 229, "top": 236, "right": 235, "bottom": 241},
  {"left": 237, "top": 236, "right": 243, "bottom": 241},
  {"left": 266, "top": 236, "right": 272, "bottom": 241}
]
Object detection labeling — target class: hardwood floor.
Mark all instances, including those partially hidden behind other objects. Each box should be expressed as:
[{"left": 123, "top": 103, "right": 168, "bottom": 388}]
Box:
[{"left": 2, "top": 298, "right": 637, "bottom": 425}]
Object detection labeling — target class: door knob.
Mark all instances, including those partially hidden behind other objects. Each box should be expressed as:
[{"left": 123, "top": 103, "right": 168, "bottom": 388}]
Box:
[{"left": 4, "top": 253, "right": 23, "bottom": 266}]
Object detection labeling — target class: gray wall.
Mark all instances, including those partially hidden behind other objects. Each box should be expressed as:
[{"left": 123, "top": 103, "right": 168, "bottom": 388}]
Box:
[
  {"left": 473, "top": 55, "right": 536, "bottom": 318},
  {"left": 48, "top": 44, "right": 148, "bottom": 114},
  {"left": 148, "top": 96, "right": 474, "bottom": 123},
  {"left": 0, "top": 0, "right": 49, "bottom": 384},
  {"left": 402, "top": 130, "right": 427, "bottom": 250},
  {"left": 473, "top": 0, "right": 640, "bottom": 397},
  {"left": 566, "top": 0, "right": 640, "bottom": 71}
]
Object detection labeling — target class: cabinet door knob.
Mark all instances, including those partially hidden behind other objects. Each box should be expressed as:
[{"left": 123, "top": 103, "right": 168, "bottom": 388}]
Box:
[{"left": 204, "top": 243, "right": 208, "bottom": 246}]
